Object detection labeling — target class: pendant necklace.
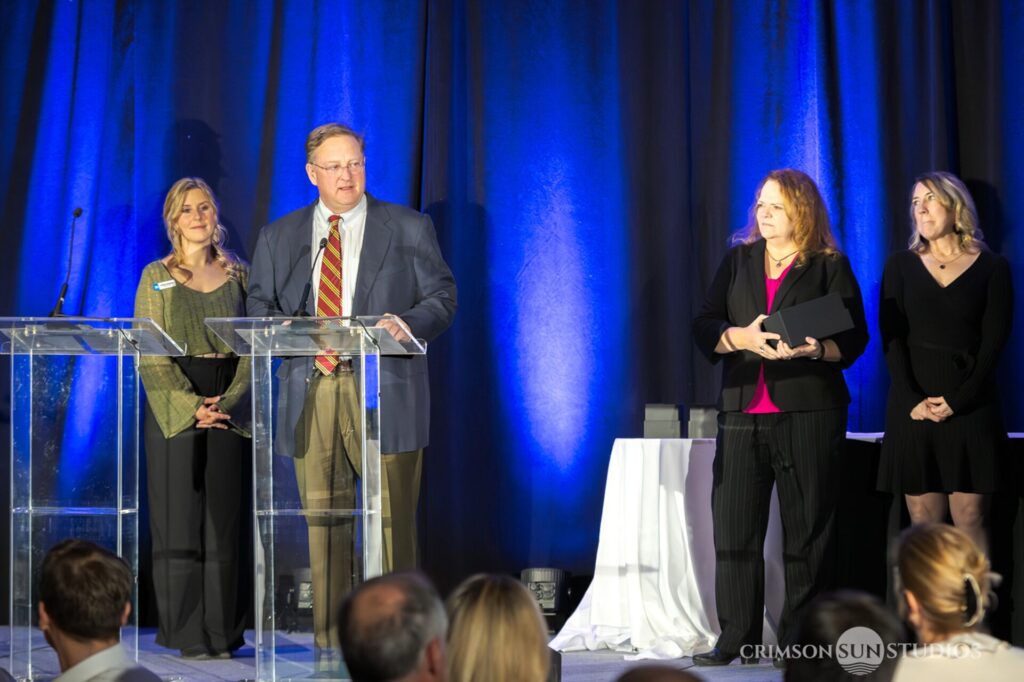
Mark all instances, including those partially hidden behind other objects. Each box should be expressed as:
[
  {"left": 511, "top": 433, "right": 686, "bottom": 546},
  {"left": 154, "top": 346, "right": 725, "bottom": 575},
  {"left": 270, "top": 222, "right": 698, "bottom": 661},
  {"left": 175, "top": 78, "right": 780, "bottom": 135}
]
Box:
[
  {"left": 932, "top": 250, "right": 966, "bottom": 270},
  {"left": 766, "top": 249, "right": 798, "bottom": 268}
]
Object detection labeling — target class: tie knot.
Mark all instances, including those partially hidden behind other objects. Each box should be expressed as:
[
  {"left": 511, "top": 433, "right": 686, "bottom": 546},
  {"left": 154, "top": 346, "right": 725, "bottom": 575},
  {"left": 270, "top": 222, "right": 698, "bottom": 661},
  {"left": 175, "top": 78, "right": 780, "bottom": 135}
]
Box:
[{"left": 329, "top": 214, "right": 342, "bottom": 226}]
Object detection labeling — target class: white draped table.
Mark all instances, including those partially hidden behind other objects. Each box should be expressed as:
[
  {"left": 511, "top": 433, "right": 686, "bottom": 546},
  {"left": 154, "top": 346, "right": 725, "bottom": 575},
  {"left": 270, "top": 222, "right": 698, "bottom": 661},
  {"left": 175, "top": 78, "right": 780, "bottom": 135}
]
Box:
[{"left": 550, "top": 438, "right": 785, "bottom": 659}]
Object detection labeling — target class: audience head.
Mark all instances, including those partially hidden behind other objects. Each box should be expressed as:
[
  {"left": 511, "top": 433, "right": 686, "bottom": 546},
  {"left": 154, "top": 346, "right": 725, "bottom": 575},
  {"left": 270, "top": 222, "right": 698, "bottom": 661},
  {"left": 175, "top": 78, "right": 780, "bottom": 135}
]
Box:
[
  {"left": 737, "top": 168, "right": 838, "bottom": 262},
  {"left": 38, "top": 539, "right": 133, "bottom": 643},
  {"left": 896, "top": 522, "right": 995, "bottom": 642},
  {"left": 338, "top": 571, "right": 447, "bottom": 682},
  {"left": 784, "top": 590, "right": 904, "bottom": 682},
  {"left": 446, "top": 574, "right": 550, "bottom": 682},
  {"left": 616, "top": 665, "right": 701, "bottom": 682},
  {"left": 908, "top": 171, "right": 983, "bottom": 253},
  {"left": 161, "top": 176, "right": 241, "bottom": 281}
]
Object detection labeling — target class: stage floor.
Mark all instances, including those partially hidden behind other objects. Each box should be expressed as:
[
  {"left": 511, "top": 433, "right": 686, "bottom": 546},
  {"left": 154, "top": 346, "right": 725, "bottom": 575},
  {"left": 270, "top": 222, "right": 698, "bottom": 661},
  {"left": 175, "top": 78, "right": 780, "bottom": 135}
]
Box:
[{"left": 0, "top": 628, "right": 782, "bottom": 681}]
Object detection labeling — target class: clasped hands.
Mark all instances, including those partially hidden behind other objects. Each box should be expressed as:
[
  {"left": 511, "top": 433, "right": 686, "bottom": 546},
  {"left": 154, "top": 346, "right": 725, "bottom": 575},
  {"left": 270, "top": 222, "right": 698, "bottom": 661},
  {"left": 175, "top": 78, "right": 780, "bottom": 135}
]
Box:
[
  {"left": 195, "top": 396, "right": 231, "bottom": 430},
  {"left": 737, "top": 314, "right": 823, "bottom": 361},
  {"left": 911, "top": 397, "right": 954, "bottom": 422}
]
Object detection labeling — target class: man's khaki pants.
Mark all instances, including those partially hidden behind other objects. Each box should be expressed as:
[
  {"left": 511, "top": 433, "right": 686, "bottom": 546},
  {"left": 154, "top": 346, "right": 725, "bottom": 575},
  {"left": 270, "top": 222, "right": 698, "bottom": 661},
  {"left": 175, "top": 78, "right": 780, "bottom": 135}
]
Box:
[{"left": 294, "top": 369, "right": 422, "bottom": 649}]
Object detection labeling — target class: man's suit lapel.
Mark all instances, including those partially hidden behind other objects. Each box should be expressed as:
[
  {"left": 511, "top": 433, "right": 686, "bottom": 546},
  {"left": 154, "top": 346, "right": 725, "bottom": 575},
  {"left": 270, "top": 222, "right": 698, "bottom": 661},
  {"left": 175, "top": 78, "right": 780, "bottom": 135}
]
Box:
[
  {"left": 352, "top": 195, "right": 393, "bottom": 316},
  {"left": 287, "top": 203, "right": 317, "bottom": 316},
  {"left": 746, "top": 240, "right": 768, "bottom": 314}
]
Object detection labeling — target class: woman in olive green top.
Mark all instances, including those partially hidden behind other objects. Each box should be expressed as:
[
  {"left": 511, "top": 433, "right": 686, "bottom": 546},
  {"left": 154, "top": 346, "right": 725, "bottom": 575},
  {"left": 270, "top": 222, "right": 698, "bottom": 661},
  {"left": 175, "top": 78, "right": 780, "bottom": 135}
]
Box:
[{"left": 134, "top": 177, "right": 250, "bottom": 659}]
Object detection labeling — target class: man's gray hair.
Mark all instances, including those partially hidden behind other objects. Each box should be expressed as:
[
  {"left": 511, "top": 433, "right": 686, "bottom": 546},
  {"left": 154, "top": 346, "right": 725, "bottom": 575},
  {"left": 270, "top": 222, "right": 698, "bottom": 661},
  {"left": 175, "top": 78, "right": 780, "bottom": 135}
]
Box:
[
  {"left": 338, "top": 571, "right": 447, "bottom": 682},
  {"left": 305, "top": 122, "right": 365, "bottom": 162}
]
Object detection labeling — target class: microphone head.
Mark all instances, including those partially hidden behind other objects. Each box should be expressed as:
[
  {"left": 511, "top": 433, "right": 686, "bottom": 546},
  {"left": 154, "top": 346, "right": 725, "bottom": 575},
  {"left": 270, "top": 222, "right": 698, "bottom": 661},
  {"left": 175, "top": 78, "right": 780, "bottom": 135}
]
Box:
[
  {"left": 72, "top": 207, "right": 83, "bottom": 217},
  {"left": 319, "top": 237, "right": 328, "bottom": 248}
]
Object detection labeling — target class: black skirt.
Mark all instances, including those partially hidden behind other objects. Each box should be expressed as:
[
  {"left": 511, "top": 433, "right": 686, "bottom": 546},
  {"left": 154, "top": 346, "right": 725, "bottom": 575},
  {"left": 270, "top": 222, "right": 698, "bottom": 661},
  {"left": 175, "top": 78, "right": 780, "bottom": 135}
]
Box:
[{"left": 877, "top": 344, "right": 1007, "bottom": 495}]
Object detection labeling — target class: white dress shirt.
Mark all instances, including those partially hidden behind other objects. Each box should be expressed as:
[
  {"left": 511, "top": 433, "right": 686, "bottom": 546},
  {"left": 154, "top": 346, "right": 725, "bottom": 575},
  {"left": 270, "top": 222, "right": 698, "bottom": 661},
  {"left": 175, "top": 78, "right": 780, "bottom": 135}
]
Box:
[
  {"left": 54, "top": 643, "right": 160, "bottom": 682},
  {"left": 311, "top": 195, "right": 367, "bottom": 316}
]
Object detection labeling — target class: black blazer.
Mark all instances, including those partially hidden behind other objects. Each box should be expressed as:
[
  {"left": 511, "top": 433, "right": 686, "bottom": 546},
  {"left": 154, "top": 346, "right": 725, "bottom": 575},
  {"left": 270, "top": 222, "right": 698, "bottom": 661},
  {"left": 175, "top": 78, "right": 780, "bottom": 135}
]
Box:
[{"left": 693, "top": 239, "right": 869, "bottom": 412}]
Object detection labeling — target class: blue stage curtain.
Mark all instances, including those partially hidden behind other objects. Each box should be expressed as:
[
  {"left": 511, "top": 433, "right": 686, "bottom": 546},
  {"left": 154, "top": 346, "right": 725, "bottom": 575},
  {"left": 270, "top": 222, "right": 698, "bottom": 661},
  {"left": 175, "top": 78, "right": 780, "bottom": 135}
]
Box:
[{"left": 1, "top": 1, "right": 1022, "bottom": 595}]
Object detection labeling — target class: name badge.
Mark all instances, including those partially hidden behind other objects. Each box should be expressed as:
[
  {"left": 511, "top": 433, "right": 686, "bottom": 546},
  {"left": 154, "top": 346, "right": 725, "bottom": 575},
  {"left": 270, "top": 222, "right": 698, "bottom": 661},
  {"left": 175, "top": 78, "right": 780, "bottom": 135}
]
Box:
[{"left": 153, "top": 279, "right": 176, "bottom": 291}]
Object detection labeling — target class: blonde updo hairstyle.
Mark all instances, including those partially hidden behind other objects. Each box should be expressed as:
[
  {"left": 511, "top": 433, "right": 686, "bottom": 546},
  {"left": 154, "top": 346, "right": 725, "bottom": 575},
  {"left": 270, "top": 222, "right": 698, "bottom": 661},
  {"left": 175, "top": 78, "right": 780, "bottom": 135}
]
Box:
[
  {"left": 896, "top": 523, "right": 997, "bottom": 636},
  {"left": 909, "top": 171, "right": 985, "bottom": 253},
  {"left": 162, "top": 177, "right": 243, "bottom": 283},
  {"left": 446, "top": 574, "right": 550, "bottom": 682},
  {"left": 734, "top": 168, "right": 839, "bottom": 266}
]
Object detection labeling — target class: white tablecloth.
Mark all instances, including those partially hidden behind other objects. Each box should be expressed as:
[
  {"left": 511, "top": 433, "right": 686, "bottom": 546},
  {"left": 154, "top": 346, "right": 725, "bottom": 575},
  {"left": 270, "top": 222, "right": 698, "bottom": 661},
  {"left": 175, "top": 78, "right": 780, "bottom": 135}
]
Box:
[{"left": 550, "top": 438, "right": 784, "bottom": 659}]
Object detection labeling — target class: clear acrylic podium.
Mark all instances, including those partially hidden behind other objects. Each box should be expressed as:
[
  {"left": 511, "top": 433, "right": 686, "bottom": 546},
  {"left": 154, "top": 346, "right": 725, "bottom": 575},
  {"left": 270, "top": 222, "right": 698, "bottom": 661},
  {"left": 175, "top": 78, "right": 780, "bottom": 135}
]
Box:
[
  {"left": 205, "top": 315, "right": 426, "bottom": 682},
  {"left": 0, "top": 317, "right": 183, "bottom": 681}
]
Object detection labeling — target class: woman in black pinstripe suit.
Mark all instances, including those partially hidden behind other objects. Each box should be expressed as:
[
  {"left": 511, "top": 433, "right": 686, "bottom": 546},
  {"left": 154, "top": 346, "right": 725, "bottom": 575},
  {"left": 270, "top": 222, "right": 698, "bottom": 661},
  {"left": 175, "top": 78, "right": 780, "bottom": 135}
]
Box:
[{"left": 692, "top": 169, "right": 869, "bottom": 666}]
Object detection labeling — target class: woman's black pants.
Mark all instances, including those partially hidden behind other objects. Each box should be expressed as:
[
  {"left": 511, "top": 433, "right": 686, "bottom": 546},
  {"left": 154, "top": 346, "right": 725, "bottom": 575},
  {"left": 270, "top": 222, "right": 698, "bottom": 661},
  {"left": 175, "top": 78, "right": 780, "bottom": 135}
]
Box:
[
  {"left": 144, "top": 356, "right": 250, "bottom": 654},
  {"left": 711, "top": 408, "right": 846, "bottom": 653}
]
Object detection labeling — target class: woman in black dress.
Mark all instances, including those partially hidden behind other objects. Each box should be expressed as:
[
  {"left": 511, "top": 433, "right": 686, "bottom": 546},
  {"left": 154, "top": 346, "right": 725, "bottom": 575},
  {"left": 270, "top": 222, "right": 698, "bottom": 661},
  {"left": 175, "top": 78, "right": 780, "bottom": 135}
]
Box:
[{"left": 878, "top": 171, "right": 1013, "bottom": 552}]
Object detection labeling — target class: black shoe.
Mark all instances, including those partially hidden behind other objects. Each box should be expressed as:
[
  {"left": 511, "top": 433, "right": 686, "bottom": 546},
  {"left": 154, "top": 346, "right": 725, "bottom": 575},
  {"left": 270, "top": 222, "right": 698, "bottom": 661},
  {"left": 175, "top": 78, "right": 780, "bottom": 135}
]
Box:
[
  {"left": 693, "top": 648, "right": 759, "bottom": 666},
  {"left": 180, "top": 649, "right": 214, "bottom": 661},
  {"left": 180, "top": 647, "right": 232, "bottom": 661}
]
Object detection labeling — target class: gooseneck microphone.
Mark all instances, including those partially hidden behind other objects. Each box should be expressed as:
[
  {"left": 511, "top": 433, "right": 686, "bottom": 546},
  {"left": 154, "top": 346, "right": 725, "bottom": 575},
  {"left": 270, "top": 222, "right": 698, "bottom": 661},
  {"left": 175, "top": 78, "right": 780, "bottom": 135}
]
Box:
[
  {"left": 293, "top": 237, "right": 329, "bottom": 316},
  {"left": 49, "top": 207, "right": 83, "bottom": 317}
]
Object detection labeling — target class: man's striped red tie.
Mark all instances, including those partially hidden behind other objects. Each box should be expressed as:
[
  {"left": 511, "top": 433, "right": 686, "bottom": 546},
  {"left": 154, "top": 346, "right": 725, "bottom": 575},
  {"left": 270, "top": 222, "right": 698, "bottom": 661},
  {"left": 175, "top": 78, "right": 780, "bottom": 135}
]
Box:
[{"left": 314, "top": 214, "right": 343, "bottom": 375}]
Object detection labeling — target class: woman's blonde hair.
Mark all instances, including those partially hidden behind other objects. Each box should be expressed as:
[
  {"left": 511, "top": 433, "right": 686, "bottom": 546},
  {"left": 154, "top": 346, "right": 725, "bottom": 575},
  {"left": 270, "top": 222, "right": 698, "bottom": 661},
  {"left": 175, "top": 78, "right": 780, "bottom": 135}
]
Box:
[
  {"left": 734, "top": 168, "right": 839, "bottom": 266},
  {"left": 446, "top": 574, "right": 550, "bottom": 682},
  {"left": 896, "top": 523, "right": 996, "bottom": 636},
  {"left": 162, "top": 177, "right": 243, "bottom": 282},
  {"left": 908, "top": 171, "right": 985, "bottom": 253}
]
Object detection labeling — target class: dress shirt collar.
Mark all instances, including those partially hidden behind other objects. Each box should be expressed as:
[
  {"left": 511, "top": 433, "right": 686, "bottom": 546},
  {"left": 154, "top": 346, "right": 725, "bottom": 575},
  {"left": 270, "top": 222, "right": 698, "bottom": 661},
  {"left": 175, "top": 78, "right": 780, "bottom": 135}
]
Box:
[
  {"left": 315, "top": 194, "right": 367, "bottom": 228},
  {"left": 55, "top": 643, "right": 129, "bottom": 682}
]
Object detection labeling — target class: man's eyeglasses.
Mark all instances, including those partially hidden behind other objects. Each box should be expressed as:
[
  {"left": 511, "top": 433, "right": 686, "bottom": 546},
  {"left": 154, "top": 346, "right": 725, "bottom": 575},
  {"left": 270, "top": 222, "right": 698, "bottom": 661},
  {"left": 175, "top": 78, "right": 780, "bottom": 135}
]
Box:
[{"left": 310, "top": 159, "right": 366, "bottom": 176}]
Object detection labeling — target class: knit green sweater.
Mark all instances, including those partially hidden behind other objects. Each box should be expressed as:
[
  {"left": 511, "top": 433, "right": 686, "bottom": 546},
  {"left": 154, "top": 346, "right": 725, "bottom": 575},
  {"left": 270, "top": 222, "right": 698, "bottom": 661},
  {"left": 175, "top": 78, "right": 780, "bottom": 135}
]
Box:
[{"left": 134, "top": 261, "right": 251, "bottom": 438}]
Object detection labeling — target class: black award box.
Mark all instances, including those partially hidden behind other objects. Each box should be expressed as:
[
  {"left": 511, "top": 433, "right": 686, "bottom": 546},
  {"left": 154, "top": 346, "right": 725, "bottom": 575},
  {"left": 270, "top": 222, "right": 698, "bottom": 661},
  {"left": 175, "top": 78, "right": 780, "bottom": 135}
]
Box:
[{"left": 762, "top": 292, "right": 854, "bottom": 347}]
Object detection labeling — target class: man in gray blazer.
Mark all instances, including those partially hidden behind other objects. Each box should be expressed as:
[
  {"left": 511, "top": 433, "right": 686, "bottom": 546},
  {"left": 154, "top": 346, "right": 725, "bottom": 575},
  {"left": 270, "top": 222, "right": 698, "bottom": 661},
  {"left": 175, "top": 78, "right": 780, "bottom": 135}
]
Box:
[{"left": 247, "top": 123, "right": 456, "bottom": 655}]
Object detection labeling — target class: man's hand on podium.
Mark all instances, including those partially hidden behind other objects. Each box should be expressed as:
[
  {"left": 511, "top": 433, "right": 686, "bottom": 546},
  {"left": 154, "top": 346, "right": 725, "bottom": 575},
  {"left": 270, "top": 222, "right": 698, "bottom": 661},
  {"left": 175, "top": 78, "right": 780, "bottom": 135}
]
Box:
[{"left": 376, "top": 314, "right": 412, "bottom": 342}]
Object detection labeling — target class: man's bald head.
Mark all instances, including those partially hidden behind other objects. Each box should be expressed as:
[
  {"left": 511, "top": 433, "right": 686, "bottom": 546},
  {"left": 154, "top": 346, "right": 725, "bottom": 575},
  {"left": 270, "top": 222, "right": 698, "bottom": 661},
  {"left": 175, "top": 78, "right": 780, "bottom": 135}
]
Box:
[{"left": 338, "top": 572, "right": 447, "bottom": 682}]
